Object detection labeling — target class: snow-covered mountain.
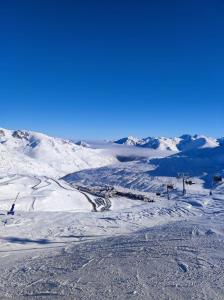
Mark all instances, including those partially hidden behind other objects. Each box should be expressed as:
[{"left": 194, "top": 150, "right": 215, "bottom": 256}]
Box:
[
  {"left": 177, "top": 134, "right": 219, "bottom": 151},
  {"left": 64, "top": 144, "right": 224, "bottom": 191},
  {"left": 0, "top": 127, "right": 223, "bottom": 179},
  {"left": 114, "top": 134, "right": 220, "bottom": 152},
  {"left": 140, "top": 136, "right": 180, "bottom": 151},
  {"left": 114, "top": 136, "right": 142, "bottom": 146},
  {"left": 75, "top": 140, "right": 91, "bottom": 148},
  {"left": 0, "top": 128, "right": 116, "bottom": 177},
  {"left": 218, "top": 137, "right": 224, "bottom": 146}
]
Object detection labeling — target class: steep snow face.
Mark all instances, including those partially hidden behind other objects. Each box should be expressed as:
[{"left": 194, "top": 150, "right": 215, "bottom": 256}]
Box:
[
  {"left": 114, "top": 136, "right": 142, "bottom": 146},
  {"left": 218, "top": 137, "right": 224, "bottom": 146},
  {"left": 114, "top": 134, "right": 220, "bottom": 152},
  {"left": 141, "top": 137, "right": 180, "bottom": 151},
  {"left": 177, "top": 134, "right": 219, "bottom": 151},
  {"left": 148, "top": 145, "right": 224, "bottom": 187},
  {"left": 0, "top": 128, "right": 116, "bottom": 177}
]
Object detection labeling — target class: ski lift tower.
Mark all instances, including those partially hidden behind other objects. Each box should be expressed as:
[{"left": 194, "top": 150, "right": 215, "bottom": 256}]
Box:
[
  {"left": 177, "top": 173, "right": 190, "bottom": 196},
  {"left": 166, "top": 183, "right": 174, "bottom": 200},
  {"left": 210, "top": 175, "right": 222, "bottom": 195}
]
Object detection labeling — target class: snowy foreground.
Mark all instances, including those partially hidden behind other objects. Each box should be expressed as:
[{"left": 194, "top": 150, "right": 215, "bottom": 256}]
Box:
[
  {"left": 0, "top": 128, "right": 224, "bottom": 299},
  {"left": 0, "top": 174, "right": 224, "bottom": 299}
]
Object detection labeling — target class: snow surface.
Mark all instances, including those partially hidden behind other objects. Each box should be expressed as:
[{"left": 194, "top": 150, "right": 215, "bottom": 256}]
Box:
[
  {"left": 0, "top": 128, "right": 116, "bottom": 177},
  {"left": 114, "top": 134, "right": 220, "bottom": 152},
  {"left": 0, "top": 128, "right": 224, "bottom": 299},
  {"left": 64, "top": 145, "right": 224, "bottom": 190}
]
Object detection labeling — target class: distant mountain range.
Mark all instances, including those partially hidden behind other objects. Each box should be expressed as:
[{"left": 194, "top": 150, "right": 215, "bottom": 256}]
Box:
[
  {"left": 0, "top": 128, "right": 115, "bottom": 177},
  {"left": 0, "top": 127, "right": 223, "bottom": 179},
  {"left": 114, "top": 134, "right": 223, "bottom": 151}
]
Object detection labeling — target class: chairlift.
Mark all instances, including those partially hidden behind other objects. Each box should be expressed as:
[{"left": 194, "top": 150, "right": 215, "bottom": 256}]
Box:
[
  {"left": 167, "top": 184, "right": 174, "bottom": 190},
  {"left": 185, "top": 180, "right": 195, "bottom": 185}
]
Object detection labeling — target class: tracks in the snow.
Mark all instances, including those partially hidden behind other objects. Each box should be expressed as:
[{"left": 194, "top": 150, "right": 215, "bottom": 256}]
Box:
[
  {"left": 30, "top": 177, "right": 111, "bottom": 212},
  {"left": 49, "top": 178, "right": 112, "bottom": 212}
]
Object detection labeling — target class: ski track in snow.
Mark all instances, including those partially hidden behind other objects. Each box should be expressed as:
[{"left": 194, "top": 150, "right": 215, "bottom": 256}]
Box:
[
  {"left": 0, "top": 218, "right": 224, "bottom": 299},
  {"left": 0, "top": 173, "right": 211, "bottom": 257},
  {"left": 0, "top": 128, "right": 224, "bottom": 298},
  {"left": 0, "top": 174, "right": 223, "bottom": 299}
]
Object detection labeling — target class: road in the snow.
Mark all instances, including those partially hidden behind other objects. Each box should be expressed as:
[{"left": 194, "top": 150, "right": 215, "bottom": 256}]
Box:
[{"left": 0, "top": 175, "right": 114, "bottom": 213}]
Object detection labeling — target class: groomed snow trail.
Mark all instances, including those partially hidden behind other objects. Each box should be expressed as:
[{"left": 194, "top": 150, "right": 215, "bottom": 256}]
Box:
[
  {"left": 0, "top": 219, "right": 223, "bottom": 299},
  {"left": 0, "top": 174, "right": 223, "bottom": 299},
  {"left": 0, "top": 175, "right": 103, "bottom": 213}
]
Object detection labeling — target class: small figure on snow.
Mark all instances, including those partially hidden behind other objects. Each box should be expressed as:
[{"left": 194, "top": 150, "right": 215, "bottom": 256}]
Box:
[{"left": 7, "top": 203, "right": 15, "bottom": 215}]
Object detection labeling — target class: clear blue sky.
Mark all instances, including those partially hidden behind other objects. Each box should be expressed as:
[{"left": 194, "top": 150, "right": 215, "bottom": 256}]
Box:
[{"left": 0, "top": 0, "right": 223, "bottom": 139}]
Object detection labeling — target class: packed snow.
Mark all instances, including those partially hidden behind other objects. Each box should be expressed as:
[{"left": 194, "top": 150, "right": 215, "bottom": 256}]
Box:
[{"left": 0, "top": 128, "right": 224, "bottom": 299}]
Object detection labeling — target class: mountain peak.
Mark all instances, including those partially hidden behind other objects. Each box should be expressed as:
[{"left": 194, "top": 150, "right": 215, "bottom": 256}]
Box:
[
  {"left": 114, "top": 136, "right": 141, "bottom": 146},
  {"left": 0, "top": 127, "right": 116, "bottom": 177},
  {"left": 114, "top": 134, "right": 221, "bottom": 151}
]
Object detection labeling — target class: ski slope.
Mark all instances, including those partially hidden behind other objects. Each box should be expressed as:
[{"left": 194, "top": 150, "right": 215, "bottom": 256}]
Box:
[
  {"left": 0, "top": 175, "right": 144, "bottom": 213},
  {"left": 0, "top": 128, "right": 224, "bottom": 299},
  {"left": 0, "top": 178, "right": 224, "bottom": 299}
]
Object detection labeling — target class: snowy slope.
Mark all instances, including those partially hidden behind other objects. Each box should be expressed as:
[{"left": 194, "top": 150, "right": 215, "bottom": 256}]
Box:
[
  {"left": 64, "top": 145, "right": 224, "bottom": 190},
  {"left": 148, "top": 145, "right": 224, "bottom": 186},
  {"left": 0, "top": 128, "right": 116, "bottom": 177},
  {"left": 141, "top": 136, "right": 180, "bottom": 151},
  {"left": 0, "top": 129, "right": 224, "bottom": 299},
  {"left": 177, "top": 134, "right": 219, "bottom": 151},
  {"left": 0, "top": 175, "right": 142, "bottom": 213},
  {"left": 0, "top": 175, "right": 91, "bottom": 212}
]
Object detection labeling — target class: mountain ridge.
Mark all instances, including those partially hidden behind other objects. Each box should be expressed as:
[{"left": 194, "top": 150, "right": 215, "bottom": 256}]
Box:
[
  {"left": 114, "top": 134, "right": 221, "bottom": 151},
  {"left": 0, "top": 127, "right": 116, "bottom": 177}
]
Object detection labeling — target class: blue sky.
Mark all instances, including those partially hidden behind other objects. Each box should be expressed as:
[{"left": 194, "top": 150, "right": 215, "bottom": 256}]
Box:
[{"left": 0, "top": 0, "right": 223, "bottom": 139}]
